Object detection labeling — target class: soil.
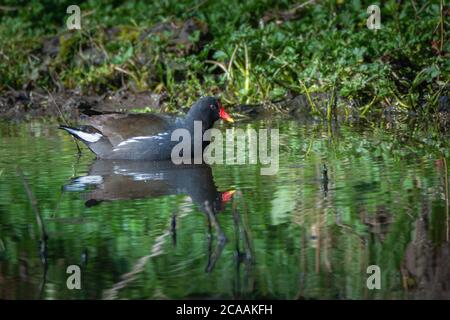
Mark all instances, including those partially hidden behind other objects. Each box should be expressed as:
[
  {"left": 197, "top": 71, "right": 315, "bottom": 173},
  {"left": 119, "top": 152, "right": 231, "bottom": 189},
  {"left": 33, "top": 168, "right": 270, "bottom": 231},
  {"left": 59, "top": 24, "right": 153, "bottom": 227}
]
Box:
[
  {"left": 0, "top": 87, "right": 449, "bottom": 132},
  {"left": 0, "top": 89, "right": 166, "bottom": 121}
]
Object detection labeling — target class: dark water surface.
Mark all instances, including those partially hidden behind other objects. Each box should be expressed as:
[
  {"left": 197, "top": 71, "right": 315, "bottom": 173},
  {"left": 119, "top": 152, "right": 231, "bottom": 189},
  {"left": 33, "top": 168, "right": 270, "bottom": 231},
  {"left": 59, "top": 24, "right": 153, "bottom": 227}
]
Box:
[{"left": 0, "top": 118, "right": 449, "bottom": 299}]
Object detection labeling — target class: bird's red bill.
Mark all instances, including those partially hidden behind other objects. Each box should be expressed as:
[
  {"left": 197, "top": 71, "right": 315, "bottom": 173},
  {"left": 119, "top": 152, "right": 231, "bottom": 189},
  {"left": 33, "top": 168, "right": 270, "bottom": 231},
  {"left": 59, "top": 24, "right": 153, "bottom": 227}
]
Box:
[
  {"left": 221, "top": 190, "right": 236, "bottom": 204},
  {"left": 219, "top": 106, "right": 234, "bottom": 123}
]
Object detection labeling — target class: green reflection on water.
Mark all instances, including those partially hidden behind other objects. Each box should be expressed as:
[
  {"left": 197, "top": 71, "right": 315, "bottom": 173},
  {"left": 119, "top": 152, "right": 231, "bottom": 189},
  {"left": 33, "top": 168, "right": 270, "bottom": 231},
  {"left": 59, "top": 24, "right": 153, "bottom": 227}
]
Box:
[{"left": 0, "top": 119, "right": 449, "bottom": 299}]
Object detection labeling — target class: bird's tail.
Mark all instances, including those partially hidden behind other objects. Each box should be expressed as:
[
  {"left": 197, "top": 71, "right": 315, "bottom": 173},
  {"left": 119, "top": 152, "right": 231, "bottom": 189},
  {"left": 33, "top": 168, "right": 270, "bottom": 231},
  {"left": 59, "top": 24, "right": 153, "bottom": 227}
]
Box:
[{"left": 59, "top": 125, "right": 112, "bottom": 158}]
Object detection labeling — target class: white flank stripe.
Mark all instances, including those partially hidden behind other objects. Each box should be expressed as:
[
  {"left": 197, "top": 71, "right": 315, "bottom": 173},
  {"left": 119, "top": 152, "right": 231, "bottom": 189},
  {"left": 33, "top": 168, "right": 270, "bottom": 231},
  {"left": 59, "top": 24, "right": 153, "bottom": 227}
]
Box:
[
  {"left": 117, "top": 135, "right": 163, "bottom": 147},
  {"left": 75, "top": 175, "right": 104, "bottom": 184}
]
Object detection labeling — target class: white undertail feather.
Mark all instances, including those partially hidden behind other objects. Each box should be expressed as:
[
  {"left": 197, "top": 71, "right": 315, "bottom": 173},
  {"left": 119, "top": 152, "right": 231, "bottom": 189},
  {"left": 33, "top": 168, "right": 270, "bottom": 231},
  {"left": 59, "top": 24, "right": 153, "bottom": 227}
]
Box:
[{"left": 65, "top": 127, "right": 103, "bottom": 143}]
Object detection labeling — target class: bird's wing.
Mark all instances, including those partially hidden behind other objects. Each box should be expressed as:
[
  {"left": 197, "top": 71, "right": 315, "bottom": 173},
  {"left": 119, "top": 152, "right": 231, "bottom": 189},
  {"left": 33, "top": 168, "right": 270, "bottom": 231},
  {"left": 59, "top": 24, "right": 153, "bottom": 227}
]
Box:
[{"left": 86, "top": 113, "right": 173, "bottom": 147}]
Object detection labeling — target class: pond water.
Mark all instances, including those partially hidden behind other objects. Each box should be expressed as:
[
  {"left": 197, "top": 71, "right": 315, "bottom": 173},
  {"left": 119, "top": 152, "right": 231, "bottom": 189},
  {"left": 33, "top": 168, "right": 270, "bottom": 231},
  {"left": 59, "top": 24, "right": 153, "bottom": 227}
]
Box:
[{"left": 0, "top": 117, "right": 449, "bottom": 299}]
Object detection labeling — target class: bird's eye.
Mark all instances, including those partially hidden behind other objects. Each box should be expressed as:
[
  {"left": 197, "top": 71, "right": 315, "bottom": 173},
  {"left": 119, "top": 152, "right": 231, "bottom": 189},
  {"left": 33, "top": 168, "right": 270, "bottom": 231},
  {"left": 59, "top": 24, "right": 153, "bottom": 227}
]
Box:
[{"left": 209, "top": 104, "right": 216, "bottom": 110}]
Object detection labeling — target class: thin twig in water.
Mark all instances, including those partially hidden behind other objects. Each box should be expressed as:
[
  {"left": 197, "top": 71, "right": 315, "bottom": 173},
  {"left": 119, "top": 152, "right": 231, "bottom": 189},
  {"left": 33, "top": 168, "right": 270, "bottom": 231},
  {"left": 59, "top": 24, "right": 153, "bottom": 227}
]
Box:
[
  {"left": 16, "top": 166, "right": 49, "bottom": 298},
  {"left": 46, "top": 89, "right": 82, "bottom": 155},
  {"left": 204, "top": 200, "right": 227, "bottom": 272},
  {"left": 16, "top": 167, "right": 47, "bottom": 240},
  {"left": 103, "top": 199, "right": 192, "bottom": 300},
  {"left": 232, "top": 191, "right": 254, "bottom": 263},
  {"left": 17, "top": 167, "right": 47, "bottom": 240}
]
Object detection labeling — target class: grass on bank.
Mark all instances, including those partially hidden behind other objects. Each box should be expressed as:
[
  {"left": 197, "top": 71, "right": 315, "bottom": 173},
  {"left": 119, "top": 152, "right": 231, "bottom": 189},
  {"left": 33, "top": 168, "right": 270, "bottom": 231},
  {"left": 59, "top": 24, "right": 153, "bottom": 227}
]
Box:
[{"left": 0, "top": 0, "right": 448, "bottom": 116}]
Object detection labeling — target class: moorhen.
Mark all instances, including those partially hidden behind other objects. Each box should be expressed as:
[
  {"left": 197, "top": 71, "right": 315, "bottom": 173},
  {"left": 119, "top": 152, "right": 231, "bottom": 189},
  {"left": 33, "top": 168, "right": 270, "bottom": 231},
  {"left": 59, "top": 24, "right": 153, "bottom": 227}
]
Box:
[
  {"left": 63, "top": 159, "right": 235, "bottom": 212},
  {"left": 59, "top": 96, "right": 234, "bottom": 160},
  {"left": 63, "top": 159, "right": 236, "bottom": 273}
]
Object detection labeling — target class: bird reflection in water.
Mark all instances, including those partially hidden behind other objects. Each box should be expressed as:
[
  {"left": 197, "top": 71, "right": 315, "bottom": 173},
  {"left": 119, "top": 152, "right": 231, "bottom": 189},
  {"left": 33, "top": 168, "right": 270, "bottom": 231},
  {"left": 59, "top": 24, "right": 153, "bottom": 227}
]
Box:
[{"left": 63, "top": 159, "right": 254, "bottom": 298}]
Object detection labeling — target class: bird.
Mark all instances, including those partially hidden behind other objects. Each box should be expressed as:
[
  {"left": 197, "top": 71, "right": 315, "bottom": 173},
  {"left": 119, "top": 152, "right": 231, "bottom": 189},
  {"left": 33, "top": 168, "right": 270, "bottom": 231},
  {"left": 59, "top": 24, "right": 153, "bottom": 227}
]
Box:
[
  {"left": 63, "top": 158, "right": 236, "bottom": 273},
  {"left": 59, "top": 96, "right": 234, "bottom": 160},
  {"left": 63, "top": 159, "right": 235, "bottom": 212}
]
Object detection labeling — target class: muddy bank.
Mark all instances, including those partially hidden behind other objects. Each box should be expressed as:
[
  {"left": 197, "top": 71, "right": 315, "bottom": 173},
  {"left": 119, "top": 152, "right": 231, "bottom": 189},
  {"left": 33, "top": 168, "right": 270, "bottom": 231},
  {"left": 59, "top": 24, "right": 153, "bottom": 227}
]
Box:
[
  {"left": 0, "top": 87, "right": 338, "bottom": 119},
  {"left": 1, "top": 88, "right": 449, "bottom": 132},
  {"left": 0, "top": 88, "right": 358, "bottom": 121},
  {"left": 0, "top": 89, "right": 166, "bottom": 121}
]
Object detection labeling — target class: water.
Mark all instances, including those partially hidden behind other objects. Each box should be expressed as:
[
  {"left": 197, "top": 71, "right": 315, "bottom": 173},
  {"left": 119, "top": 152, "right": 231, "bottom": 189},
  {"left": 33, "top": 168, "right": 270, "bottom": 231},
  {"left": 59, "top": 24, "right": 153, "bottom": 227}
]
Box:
[{"left": 0, "top": 118, "right": 449, "bottom": 299}]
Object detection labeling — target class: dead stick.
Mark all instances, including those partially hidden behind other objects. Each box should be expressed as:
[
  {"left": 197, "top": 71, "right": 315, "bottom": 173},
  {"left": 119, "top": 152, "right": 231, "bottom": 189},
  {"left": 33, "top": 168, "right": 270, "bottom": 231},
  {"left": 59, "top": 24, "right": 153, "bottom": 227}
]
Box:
[
  {"left": 46, "top": 90, "right": 82, "bottom": 155},
  {"left": 16, "top": 167, "right": 47, "bottom": 240}
]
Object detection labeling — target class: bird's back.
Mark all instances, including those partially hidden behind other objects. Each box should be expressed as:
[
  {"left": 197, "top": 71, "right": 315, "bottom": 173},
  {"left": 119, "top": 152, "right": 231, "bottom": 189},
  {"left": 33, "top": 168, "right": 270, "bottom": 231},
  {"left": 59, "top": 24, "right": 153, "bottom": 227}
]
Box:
[{"left": 86, "top": 113, "right": 175, "bottom": 147}]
